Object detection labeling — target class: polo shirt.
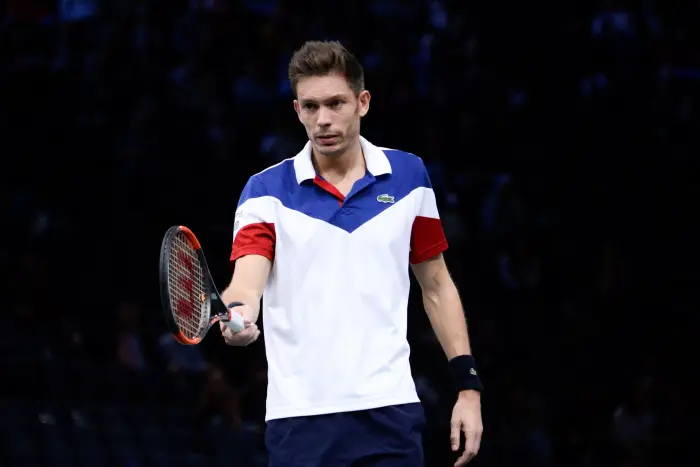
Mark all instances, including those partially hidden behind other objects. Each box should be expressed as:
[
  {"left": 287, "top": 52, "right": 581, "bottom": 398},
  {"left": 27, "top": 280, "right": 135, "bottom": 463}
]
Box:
[{"left": 230, "top": 136, "right": 448, "bottom": 421}]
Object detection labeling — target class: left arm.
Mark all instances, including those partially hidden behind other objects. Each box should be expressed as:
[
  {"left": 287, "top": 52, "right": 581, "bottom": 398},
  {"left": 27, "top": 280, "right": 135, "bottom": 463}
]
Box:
[
  {"left": 412, "top": 253, "right": 483, "bottom": 466},
  {"left": 411, "top": 253, "right": 472, "bottom": 359},
  {"left": 409, "top": 159, "right": 481, "bottom": 464}
]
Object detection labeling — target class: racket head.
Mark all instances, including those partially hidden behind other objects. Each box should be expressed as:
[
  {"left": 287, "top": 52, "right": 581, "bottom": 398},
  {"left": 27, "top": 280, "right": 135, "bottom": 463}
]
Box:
[{"left": 159, "top": 225, "right": 213, "bottom": 345}]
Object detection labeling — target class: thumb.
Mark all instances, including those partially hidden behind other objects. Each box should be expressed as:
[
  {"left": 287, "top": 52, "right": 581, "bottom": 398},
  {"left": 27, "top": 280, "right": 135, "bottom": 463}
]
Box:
[{"left": 219, "top": 321, "right": 234, "bottom": 337}]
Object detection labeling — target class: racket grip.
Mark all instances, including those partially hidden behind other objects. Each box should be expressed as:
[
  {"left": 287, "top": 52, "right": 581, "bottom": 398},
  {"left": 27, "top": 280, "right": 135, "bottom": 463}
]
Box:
[{"left": 225, "top": 303, "right": 246, "bottom": 333}]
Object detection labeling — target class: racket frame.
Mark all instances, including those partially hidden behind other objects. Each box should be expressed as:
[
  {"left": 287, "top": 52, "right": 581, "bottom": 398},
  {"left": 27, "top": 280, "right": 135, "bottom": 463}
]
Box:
[{"left": 159, "top": 225, "right": 243, "bottom": 345}]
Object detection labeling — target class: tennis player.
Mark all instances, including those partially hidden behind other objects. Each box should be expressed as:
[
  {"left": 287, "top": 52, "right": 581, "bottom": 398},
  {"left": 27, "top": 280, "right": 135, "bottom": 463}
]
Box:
[{"left": 220, "top": 40, "right": 483, "bottom": 467}]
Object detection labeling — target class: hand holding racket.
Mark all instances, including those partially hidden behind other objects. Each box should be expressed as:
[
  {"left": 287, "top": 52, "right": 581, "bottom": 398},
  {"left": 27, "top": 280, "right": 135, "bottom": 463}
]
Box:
[
  {"left": 220, "top": 317, "right": 260, "bottom": 346},
  {"left": 159, "top": 225, "right": 247, "bottom": 345}
]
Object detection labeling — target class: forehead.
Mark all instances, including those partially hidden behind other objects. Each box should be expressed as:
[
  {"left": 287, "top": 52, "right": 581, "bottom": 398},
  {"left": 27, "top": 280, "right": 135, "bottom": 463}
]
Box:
[{"left": 296, "top": 74, "right": 354, "bottom": 101}]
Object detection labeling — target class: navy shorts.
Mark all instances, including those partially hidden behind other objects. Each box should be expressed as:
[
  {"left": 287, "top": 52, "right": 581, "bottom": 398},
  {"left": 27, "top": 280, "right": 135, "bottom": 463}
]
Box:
[{"left": 265, "top": 403, "right": 425, "bottom": 467}]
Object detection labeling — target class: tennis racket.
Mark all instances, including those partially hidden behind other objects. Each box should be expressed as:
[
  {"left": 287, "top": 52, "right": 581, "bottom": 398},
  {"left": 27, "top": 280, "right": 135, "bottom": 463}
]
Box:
[{"left": 159, "top": 225, "right": 245, "bottom": 345}]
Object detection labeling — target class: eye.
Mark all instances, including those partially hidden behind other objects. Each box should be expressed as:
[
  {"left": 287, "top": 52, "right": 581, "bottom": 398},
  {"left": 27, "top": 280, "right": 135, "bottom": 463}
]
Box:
[
  {"left": 329, "top": 100, "right": 344, "bottom": 109},
  {"left": 303, "top": 102, "right": 318, "bottom": 111}
]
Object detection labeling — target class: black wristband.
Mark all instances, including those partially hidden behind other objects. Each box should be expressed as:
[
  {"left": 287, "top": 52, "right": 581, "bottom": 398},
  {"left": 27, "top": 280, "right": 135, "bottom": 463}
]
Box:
[{"left": 448, "top": 355, "right": 483, "bottom": 392}]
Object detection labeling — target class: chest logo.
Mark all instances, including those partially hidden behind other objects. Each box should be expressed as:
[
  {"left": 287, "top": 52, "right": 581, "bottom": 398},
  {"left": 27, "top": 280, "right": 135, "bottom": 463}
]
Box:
[{"left": 377, "top": 194, "right": 395, "bottom": 204}]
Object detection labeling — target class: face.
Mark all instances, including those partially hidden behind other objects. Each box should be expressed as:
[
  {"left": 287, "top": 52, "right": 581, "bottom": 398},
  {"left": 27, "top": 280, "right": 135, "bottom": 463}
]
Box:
[{"left": 294, "top": 73, "right": 370, "bottom": 157}]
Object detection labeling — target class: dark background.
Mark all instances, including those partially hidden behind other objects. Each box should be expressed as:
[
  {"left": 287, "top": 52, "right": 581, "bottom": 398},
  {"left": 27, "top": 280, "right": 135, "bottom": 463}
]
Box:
[{"left": 1, "top": 0, "right": 695, "bottom": 466}]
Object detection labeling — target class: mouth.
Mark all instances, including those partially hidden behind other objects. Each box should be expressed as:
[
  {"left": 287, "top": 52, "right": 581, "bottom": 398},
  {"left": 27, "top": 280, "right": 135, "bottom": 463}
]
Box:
[{"left": 316, "top": 134, "right": 340, "bottom": 145}]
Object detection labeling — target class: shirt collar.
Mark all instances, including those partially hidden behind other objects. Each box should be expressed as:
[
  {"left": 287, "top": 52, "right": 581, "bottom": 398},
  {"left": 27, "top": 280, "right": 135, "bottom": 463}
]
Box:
[{"left": 293, "top": 135, "right": 392, "bottom": 185}]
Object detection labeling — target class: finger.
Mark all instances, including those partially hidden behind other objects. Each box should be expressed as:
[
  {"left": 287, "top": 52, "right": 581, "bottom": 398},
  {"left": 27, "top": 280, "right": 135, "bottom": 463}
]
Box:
[
  {"left": 223, "top": 326, "right": 254, "bottom": 344},
  {"left": 230, "top": 327, "right": 251, "bottom": 339},
  {"left": 243, "top": 319, "right": 254, "bottom": 326},
  {"left": 473, "top": 429, "right": 482, "bottom": 459},
  {"left": 245, "top": 328, "right": 261, "bottom": 345},
  {"left": 450, "top": 419, "right": 461, "bottom": 452},
  {"left": 230, "top": 322, "right": 254, "bottom": 336},
  {"left": 239, "top": 325, "right": 257, "bottom": 338},
  {"left": 463, "top": 429, "right": 476, "bottom": 463},
  {"left": 221, "top": 327, "right": 233, "bottom": 339},
  {"left": 219, "top": 321, "right": 227, "bottom": 332},
  {"left": 224, "top": 325, "right": 248, "bottom": 342},
  {"left": 454, "top": 451, "right": 469, "bottom": 467}
]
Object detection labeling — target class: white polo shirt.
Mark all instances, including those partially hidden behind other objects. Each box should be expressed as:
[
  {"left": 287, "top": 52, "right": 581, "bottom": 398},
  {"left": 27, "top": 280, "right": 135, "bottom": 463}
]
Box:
[{"left": 230, "top": 136, "right": 448, "bottom": 421}]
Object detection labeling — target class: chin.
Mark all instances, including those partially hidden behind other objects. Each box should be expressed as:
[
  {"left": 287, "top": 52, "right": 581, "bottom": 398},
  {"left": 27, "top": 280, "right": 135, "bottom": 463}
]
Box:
[{"left": 316, "top": 142, "right": 345, "bottom": 157}]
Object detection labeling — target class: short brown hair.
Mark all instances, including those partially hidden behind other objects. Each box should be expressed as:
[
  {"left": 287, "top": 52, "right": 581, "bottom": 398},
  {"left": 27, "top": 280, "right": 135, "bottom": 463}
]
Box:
[{"left": 288, "top": 40, "right": 365, "bottom": 97}]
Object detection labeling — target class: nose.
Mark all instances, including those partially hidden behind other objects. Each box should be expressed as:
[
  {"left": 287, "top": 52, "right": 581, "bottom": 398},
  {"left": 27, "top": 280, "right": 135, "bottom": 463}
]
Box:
[{"left": 317, "top": 106, "right": 332, "bottom": 128}]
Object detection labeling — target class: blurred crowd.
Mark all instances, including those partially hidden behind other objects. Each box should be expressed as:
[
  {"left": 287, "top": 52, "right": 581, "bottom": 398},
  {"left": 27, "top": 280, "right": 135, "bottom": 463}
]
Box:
[{"left": 1, "top": 0, "right": 696, "bottom": 466}]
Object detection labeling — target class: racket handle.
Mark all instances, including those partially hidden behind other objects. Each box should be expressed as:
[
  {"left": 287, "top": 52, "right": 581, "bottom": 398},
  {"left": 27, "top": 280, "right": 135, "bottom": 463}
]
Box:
[{"left": 225, "top": 302, "right": 246, "bottom": 333}]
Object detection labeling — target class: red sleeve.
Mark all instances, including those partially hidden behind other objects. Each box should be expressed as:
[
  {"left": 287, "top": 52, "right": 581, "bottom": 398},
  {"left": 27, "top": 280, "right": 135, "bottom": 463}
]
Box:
[
  {"left": 409, "top": 216, "right": 448, "bottom": 264},
  {"left": 230, "top": 176, "right": 276, "bottom": 265},
  {"left": 230, "top": 223, "right": 276, "bottom": 263},
  {"left": 409, "top": 161, "right": 448, "bottom": 264}
]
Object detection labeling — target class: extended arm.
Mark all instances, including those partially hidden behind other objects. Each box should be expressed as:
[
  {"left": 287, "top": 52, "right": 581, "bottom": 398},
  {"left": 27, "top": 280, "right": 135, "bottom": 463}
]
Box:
[
  {"left": 221, "top": 254, "right": 272, "bottom": 323},
  {"left": 219, "top": 254, "right": 271, "bottom": 346}
]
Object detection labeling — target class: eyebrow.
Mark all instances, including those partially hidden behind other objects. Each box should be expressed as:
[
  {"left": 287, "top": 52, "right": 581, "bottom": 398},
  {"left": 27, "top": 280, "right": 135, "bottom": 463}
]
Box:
[{"left": 299, "top": 94, "right": 348, "bottom": 105}]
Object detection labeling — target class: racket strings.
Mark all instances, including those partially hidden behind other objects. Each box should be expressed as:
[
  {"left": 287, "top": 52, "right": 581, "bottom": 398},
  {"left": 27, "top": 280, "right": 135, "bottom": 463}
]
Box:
[{"left": 168, "top": 233, "right": 206, "bottom": 339}]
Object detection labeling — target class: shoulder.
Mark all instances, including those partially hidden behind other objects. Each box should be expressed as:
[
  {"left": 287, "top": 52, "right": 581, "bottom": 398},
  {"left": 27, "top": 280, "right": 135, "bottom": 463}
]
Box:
[
  {"left": 378, "top": 146, "right": 427, "bottom": 172},
  {"left": 377, "top": 146, "right": 432, "bottom": 190},
  {"left": 243, "top": 158, "right": 297, "bottom": 197},
  {"left": 251, "top": 157, "right": 296, "bottom": 184}
]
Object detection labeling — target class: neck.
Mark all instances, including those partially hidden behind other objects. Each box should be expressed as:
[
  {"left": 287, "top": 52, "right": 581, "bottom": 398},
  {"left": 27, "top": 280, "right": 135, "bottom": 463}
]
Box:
[{"left": 312, "top": 138, "right": 365, "bottom": 179}]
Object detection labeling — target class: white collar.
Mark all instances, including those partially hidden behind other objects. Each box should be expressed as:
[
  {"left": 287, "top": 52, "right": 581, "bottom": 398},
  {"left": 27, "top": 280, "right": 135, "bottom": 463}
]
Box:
[{"left": 292, "top": 135, "right": 392, "bottom": 184}]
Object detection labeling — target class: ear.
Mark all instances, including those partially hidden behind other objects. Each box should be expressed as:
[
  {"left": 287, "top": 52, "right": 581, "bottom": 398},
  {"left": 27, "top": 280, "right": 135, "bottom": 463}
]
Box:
[
  {"left": 357, "top": 90, "right": 371, "bottom": 118},
  {"left": 293, "top": 100, "right": 304, "bottom": 123}
]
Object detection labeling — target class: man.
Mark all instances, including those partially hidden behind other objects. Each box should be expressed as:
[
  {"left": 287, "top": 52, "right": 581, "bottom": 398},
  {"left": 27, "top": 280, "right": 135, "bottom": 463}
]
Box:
[{"left": 220, "top": 40, "right": 483, "bottom": 467}]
